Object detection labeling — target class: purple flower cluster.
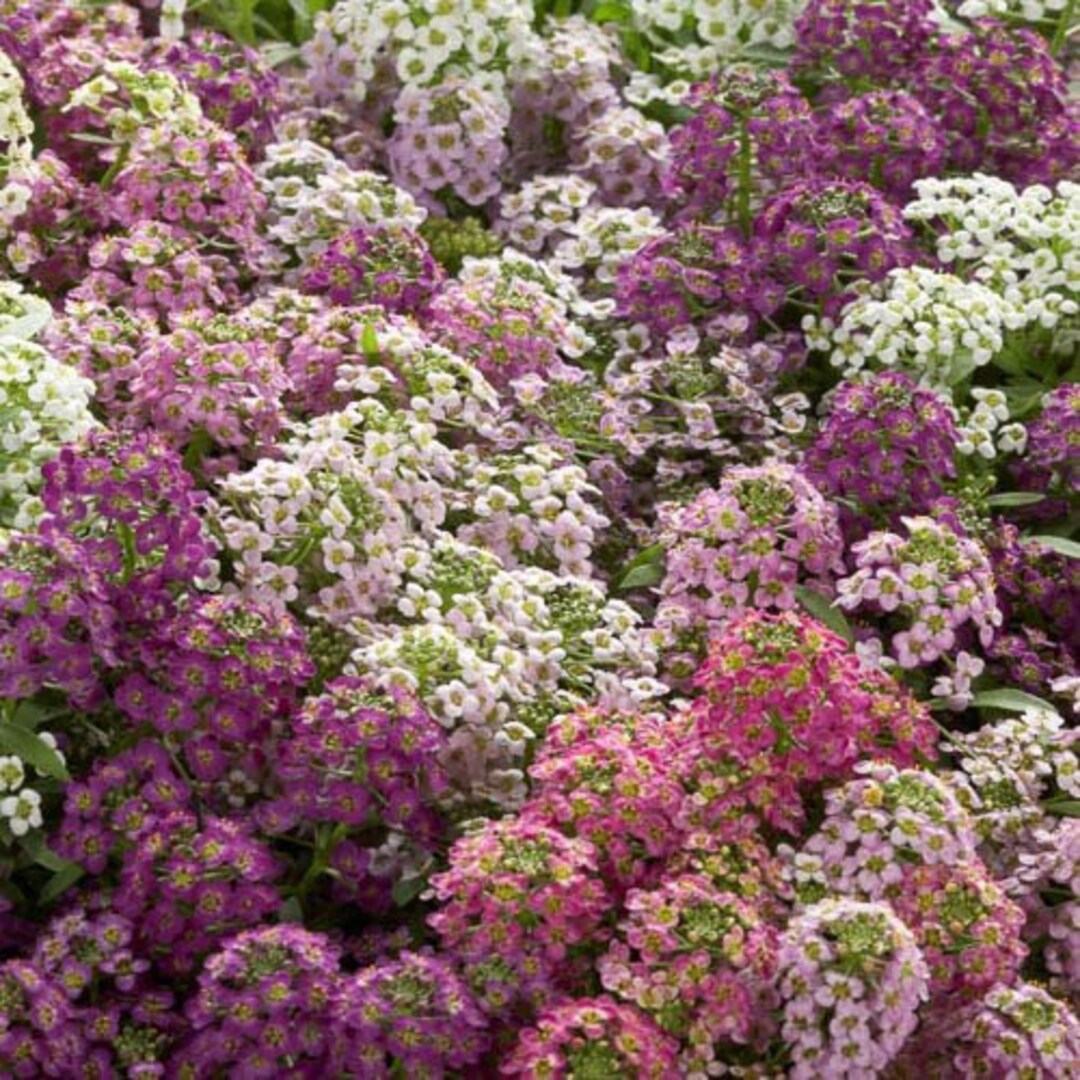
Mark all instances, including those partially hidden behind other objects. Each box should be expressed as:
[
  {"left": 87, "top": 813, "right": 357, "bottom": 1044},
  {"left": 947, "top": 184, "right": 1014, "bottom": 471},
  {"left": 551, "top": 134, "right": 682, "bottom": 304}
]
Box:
[
  {"left": 813, "top": 90, "right": 947, "bottom": 201},
  {"left": 338, "top": 950, "right": 491, "bottom": 1076},
  {"left": 301, "top": 223, "right": 443, "bottom": 314},
  {"left": 753, "top": 178, "right": 915, "bottom": 315},
  {"left": 805, "top": 372, "right": 961, "bottom": 537},
  {"left": 837, "top": 515, "right": 1002, "bottom": 668},
  {"left": 177, "top": 925, "right": 341, "bottom": 1075},
  {"left": 794, "top": 0, "right": 939, "bottom": 85},
  {"left": 656, "top": 464, "right": 845, "bottom": 661},
  {"left": 116, "top": 593, "right": 312, "bottom": 787},
  {"left": 113, "top": 812, "right": 281, "bottom": 977},
  {"left": 667, "top": 67, "right": 812, "bottom": 225},
  {"left": 261, "top": 678, "right": 448, "bottom": 843}
]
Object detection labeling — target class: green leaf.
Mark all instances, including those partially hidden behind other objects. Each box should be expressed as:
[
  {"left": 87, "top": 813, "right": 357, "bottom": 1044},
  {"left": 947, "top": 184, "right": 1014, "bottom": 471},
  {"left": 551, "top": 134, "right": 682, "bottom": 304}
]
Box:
[
  {"left": 392, "top": 876, "right": 427, "bottom": 908},
  {"left": 615, "top": 544, "right": 665, "bottom": 592},
  {"left": 278, "top": 896, "right": 305, "bottom": 923},
  {"left": 1030, "top": 535, "right": 1080, "bottom": 560},
  {"left": 9, "top": 700, "right": 66, "bottom": 731},
  {"left": 24, "top": 838, "right": 68, "bottom": 872},
  {"left": 1045, "top": 799, "right": 1080, "bottom": 818},
  {"left": 590, "top": 1, "right": 632, "bottom": 23},
  {"left": 0, "top": 725, "right": 69, "bottom": 780},
  {"left": 970, "top": 689, "right": 1057, "bottom": 714},
  {"left": 795, "top": 587, "right": 854, "bottom": 644},
  {"left": 360, "top": 322, "right": 381, "bottom": 359},
  {"left": 987, "top": 492, "right": 1045, "bottom": 508},
  {"left": 39, "top": 861, "right": 85, "bottom": 905}
]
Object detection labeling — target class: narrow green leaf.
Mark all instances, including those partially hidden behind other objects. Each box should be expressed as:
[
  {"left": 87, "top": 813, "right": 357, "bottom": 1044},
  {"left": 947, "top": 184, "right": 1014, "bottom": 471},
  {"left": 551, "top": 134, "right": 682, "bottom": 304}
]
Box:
[
  {"left": 590, "top": 1, "right": 632, "bottom": 24},
  {"left": 278, "top": 896, "right": 305, "bottom": 923},
  {"left": 1030, "top": 535, "right": 1080, "bottom": 560},
  {"left": 39, "top": 862, "right": 85, "bottom": 905},
  {"left": 615, "top": 544, "right": 665, "bottom": 592},
  {"left": 10, "top": 700, "right": 66, "bottom": 731},
  {"left": 795, "top": 586, "right": 854, "bottom": 643},
  {"left": 1045, "top": 799, "right": 1080, "bottom": 818},
  {"left": 0, "top": 725, "right": 69, "bottom": 780},
  {"left": 360, "top": 322, "right": 381, "bottom": 358},
  {"left": 970, "top": 689, "right": 1057, "bottom": 714},
  {"left": 987, "top": 492, "right": 1045, "bottom": 508},
  {"left": 392, "top": 876, "right": 427, "bottom": 908}
]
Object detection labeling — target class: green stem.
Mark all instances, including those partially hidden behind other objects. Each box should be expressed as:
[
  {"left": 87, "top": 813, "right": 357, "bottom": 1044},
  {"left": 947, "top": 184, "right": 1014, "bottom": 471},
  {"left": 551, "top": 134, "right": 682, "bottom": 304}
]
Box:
[
  {"left": 1050, "top": 0, "right": 1075, "bottom": 54},
  {"left": 98, "top": 144, "right": 130, "bottom": 191},
  {"left": 295, "top": 822, "right": 347, "bottom": 902},
  {"left": 736, "top": 117, "right": 753, "bottom": 239}
]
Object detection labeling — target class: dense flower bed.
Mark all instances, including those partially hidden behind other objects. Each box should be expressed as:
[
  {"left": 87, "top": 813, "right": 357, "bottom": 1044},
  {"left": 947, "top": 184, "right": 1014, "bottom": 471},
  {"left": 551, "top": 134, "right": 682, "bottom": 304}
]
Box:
[{"left": 0, "top": 0, "right": 1077, "bottom": 1075}]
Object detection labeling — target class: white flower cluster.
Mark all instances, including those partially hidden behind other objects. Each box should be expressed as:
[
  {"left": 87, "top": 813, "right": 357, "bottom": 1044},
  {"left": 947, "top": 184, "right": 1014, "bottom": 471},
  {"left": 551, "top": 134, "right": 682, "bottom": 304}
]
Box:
[
  {"left": 551, "top": 204, "right": 667, "bottom": 293},
  {"left": 0, "top": 281, "right": 52, "bottom": 342},
  {"left": 508, "top": 16, "right": 621, "bottom": 152},
  {"left": 0, "top": 735, "right": 63, "bottom": 839},
  {"left": 805, "top": 266, "right": 1022, "bottom": 390},
  {"left": 305, "top": 0, "right": 538, "bottom": 108},
  {"left": 256, "top": 139, "right": 426, "bottom": 267},
  {"left": 622, "top": 0, "right": 807, "bottom": 105},
  {"left": 905, "top": 175, "right": 1079, "bottom": 342},
  {"left": 65, "top": 62, "right": 203, "bottom": 145},
  {"left": 331, "top": 312, "right": 501, "bottom": 429},
  {"left": 459, "top": 247, "right": 607, "bottom": 324},
  {"left": 346, "top": 534, "right": 663, "bottom": 808},
  {"left": 496, "top": 174, "right": 597, "bottom": 256},
  {"left": 955, "top": 0, "right": 1069, "bottom": 19},
  {"left": 0, "top": 49, "right": 35, "bottom": 240},
  {"left": 453, "top": 442, "right": 610, "bottom": 578},
  {"left": 951, "top": 706, "right": 1079, "bottom": 848},
  {"left": 955, "top": 387, "right": 1027, "bottom": 460},
  {"left": 0, "top": 340, "right": 97, "bottom": 529},
  {"left": 214, "top": 396, "right": 461, "bottom": 625},
  {"left": 568, "top": 106, "right": 671, "bottom": 210}
]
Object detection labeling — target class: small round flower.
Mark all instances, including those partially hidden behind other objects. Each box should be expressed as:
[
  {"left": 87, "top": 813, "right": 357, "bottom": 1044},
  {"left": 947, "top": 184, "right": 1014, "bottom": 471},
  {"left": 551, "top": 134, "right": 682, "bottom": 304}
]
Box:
[
  {"left": 113, "top": 811, "right": 281, "bottom": 978},
  {"left": 598, "top": 871, "right": 779, "bottom": 1049},
  {"left": 526, "top": 714, "right": 685, "bottom": 894},
  {"left": 655, "top": 463, "right": 845, "bottom": 657},
  {"left": 428, "top": 816, "right": 610, "bottom": 1015},
  {"left": 890, "top": 862, "right": 1026, "bottom": 1006},
  {"left": 335, "top": 951, "right": 490, "bottom": 1077},
  {"left": 954, "top": 982, "right": 1080, "bottom": 1077},
  {"left": 804, "top": 371, "right": 960, "bottom": 537},
  {"left": 387, "top": 80, "right": 511, "bottom": 210},
  {"left": 178, "top": 926, "right": 343, "bottom": 1076},
  {"left": 301, "top": 223, "right": 443, "bottom": 314},
  {"left": 791, "top": 763, "right": 982, "bottom": 906},
  {"left": 261, "top": 677, "right": 449, "bottom": 844},
  {"left": 835, "top": 514, "right": 1002, "bottom": 668},
  {"left": 0, "top": 960, "right": 85, "bottom": 1077},
  {"left": 806, "top": 265, "right": 1019, "bottom": 388},
  {"left": 913, "top": 19, "right": 1077, "bottom": 185},
  {"left": 777, "top": 899, "right": 930, "bottom": 1079},
  {"left": 115, "top": 593, "right": 313, "bottom": 789},
  {"left": 0, "top": 338, "right": 97, "bottom": 529},
  {"left": 814, "top": 90, "right": 947, "bottom": 201},
  {"left": 501, "top": 996, "right": 681, "bottom": 1079},
  {"left": 666, "top": 65, "right": 813, "bottom": 225},
  {"left": 682, "top": 611, "right": 938, "bottom": 838},
  {"left": 0, "top": 530, "right": 119, "bottom": 708},
  {"left": 568, "top": 105, "right": 670, "bottom": 208},
  {"left": 753, "top": 178, "right": 916, "bottom": 317},
  {"left": 55, "top": 739, "right": 192, "bottom": 876},
  {"left": 792, "top": 0, "right": 939, "bottom": 86},
  {"left": 615, "top": 224, "right": 775, "bottom": 341},
  {"left": 38, "top": 430, "right": 218, "bottom": 626},
  {"left": 145, "top": 28, "right": 284, "bottom": 155}
]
